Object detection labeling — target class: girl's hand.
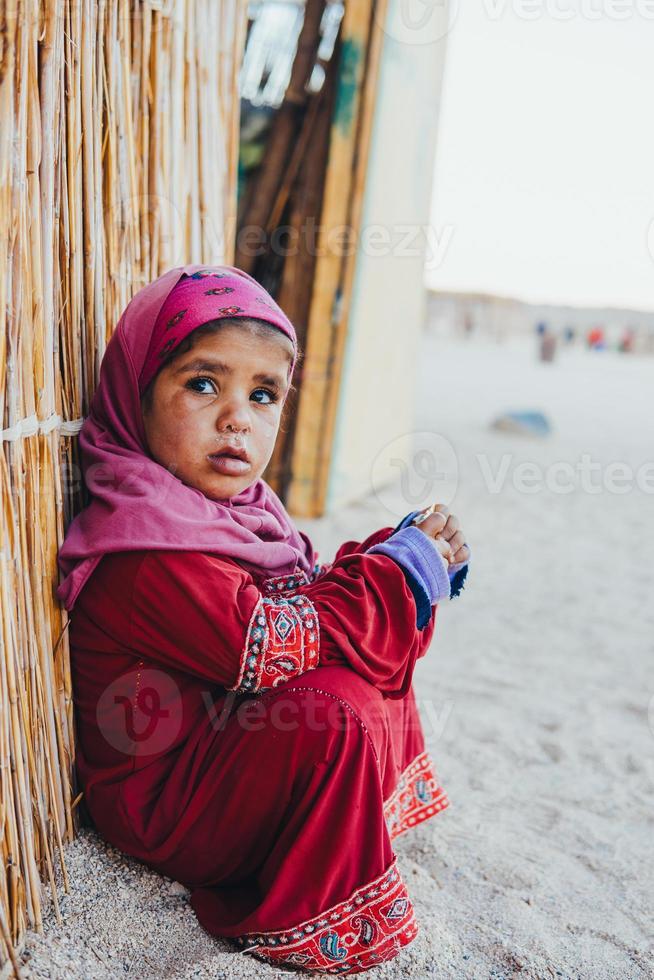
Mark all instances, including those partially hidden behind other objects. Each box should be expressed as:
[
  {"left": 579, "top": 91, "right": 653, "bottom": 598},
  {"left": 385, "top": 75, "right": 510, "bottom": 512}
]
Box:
[{"left": 412, "top": 504, "right": 469, "bottom": 566}]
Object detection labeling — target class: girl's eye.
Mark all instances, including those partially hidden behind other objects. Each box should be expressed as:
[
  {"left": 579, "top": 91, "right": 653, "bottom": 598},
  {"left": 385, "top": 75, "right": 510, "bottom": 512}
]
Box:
[
  {"left": 186, "top": 376, "right": 216, "bottom": 394},
  {"left": 185, "top": 377, "right": 278, "bottom": 404},
  {"left": 251, "top": 388, "right": 278, "bottom": 405}
]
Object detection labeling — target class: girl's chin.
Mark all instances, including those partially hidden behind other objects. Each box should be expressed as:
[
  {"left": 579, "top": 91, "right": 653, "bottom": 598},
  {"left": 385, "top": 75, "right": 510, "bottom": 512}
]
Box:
[
  {"left": 175, "top": 460, "right": 266, "bottom": 499},
  {"left": 196, "top": 472, "right": 259, "bottom": 500}
]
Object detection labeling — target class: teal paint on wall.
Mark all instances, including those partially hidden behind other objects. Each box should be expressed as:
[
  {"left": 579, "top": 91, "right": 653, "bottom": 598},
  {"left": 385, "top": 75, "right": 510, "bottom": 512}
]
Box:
[
  {"left": 325, "top": 0, "right": 448, "bottom": 513},
  {"left": 333, "top": 38, "right": 363, "bottom": 137}
]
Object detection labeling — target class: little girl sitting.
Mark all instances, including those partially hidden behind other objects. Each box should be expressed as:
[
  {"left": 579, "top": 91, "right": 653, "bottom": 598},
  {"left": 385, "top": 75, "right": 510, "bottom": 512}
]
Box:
[{"left": 56, "top": 264, "right": 469, "bottom": 975}]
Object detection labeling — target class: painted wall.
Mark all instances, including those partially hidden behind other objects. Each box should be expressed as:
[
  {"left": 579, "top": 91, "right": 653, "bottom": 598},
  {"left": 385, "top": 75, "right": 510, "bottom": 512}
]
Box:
[{"left": 325, "top": 0, "right": 450, "bottom": 515}]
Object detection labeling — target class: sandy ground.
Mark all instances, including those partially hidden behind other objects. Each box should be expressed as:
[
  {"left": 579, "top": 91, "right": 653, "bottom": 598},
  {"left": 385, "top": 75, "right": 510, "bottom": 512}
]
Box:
[{"left": 10, "top": 333, "right": 654, "bottom": 979}]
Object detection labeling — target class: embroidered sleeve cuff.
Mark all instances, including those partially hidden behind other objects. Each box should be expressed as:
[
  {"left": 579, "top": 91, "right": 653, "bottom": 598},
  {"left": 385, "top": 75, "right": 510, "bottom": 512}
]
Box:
[{"left": 228, "top": 593, "right": 320, "bottom": 693}]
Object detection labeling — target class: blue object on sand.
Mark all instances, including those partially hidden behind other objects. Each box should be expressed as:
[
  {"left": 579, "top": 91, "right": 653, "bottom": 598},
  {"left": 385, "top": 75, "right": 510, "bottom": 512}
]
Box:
[{"left": 491, "top": 410, "right": 551, "bottom": 438}]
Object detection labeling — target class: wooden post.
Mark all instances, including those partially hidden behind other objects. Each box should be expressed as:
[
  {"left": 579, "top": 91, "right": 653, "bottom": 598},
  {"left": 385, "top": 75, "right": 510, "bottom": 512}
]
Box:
[
  {"left": 234, "top": 0, "right": 327, "bottom": 274},
  {"left": 286, "top": 0, "right": 388, "bottom": 517}
]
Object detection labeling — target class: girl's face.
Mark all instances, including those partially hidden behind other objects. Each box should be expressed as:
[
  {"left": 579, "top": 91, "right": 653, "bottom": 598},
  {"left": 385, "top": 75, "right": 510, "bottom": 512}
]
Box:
[{"left": 142, "top": 324, "right": 292, "bottom": 500}]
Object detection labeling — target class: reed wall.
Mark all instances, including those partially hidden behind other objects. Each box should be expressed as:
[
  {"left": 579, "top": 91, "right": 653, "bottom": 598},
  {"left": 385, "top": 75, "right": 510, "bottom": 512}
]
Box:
[{"left": 0, "top": 1, "right": 245, "bottom": 969}]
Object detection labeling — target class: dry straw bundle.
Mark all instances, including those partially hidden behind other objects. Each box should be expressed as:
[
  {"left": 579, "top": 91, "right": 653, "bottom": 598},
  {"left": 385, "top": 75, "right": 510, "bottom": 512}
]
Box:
[{"left": 0, "top": 0, "right": 245, "bottom": 971}]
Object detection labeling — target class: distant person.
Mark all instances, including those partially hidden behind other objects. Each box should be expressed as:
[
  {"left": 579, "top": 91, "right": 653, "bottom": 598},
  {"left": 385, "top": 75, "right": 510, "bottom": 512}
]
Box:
[
  {"left": 536, "top": 320, "right": 547, "bottom": 336},
  {"left": 618, "top": 327, "right": 636, "bottom": 353},
  {"left": 563, "top": 325, "right": 575, "bottom": 344},
  {"left": 587, "top": 325, "right": 606, "bottom": 350},
  {"left": 539, "top": 328, "right": 557, "bottom": 362}
]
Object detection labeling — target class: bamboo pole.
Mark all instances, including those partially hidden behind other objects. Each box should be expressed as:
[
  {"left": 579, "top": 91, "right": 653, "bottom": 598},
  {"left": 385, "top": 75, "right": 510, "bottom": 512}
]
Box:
[
  {"left": 264, "top": 29, "right": 341, "bottom": 499},
  {"left": 286, "top": 0, "right": 386, "bottom": 517},
  {"left": 308, "top": 0, "right": 389, "bottom": 515},
  {"left": 234, "top": 0, "right": 327, "bottom": 274}
]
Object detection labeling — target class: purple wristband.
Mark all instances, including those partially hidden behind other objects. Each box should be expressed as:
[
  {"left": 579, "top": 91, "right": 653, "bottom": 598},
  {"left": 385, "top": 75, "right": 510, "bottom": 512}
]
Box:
[
  {"left": 367, "top": 525, "right": 451, "bottom": 605},
  {"left": 394, "top": 511, "right": 470, "bottom": 583}
]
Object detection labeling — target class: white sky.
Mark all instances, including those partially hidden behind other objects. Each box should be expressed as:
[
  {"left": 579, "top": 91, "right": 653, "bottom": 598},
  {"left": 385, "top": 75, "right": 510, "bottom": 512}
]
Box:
[{"left": 427, "top": 2, "right": 654, "bottom": 311}]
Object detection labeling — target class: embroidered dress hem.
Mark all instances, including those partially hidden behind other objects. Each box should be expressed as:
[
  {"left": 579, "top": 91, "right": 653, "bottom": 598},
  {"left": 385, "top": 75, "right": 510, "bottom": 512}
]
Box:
[
  {"left": 384, "top": 750, "right": 450, "bottom": 842},
  {"left": 230, "top": 750, "right": 449, "bottom": 974},
  {"left": 233, "top": 857, "right": 417, "bottom": 974}
]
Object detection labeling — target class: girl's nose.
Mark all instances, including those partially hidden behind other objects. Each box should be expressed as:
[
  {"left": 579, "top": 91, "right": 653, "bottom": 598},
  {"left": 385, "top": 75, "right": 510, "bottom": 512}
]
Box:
[{"left": 216, "top": 398, "right": 251, "bottom": 433}]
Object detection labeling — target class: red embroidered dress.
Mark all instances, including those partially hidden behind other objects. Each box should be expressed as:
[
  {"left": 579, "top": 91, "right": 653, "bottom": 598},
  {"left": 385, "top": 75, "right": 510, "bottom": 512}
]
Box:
[{"left": 70, "top": 525, "right": 449, "bottom": 974}]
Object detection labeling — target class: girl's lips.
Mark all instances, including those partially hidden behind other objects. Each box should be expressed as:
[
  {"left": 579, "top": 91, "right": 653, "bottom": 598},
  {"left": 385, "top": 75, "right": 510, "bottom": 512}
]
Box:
[{"left": 208, "top": 453, "right": 251, "bottom": 476}]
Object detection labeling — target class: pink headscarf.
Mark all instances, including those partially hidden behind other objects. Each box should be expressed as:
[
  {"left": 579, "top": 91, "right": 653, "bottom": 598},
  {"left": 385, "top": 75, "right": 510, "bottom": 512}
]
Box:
[{"left": 56, "top": 263, "right": 316, "bottom": 611}]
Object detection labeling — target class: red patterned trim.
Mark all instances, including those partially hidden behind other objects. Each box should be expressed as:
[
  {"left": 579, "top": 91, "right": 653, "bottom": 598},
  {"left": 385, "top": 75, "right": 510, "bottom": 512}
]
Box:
[
  {"left": 260, "top": 562, "right": 332, "bottom": 593},
  {"left": 234, "top": 857, "right": 417, "bottom": 974},
  {"left": 310, "top": 560, "right": 332, "bottom": 582},
  {"left": 229, "top": 593, "right": 320, "bottom": 693},
  {"left": 383, "top": 751, "right": 449, "bottom": 842},
  {"left": 262, "top": 569, "right": 312, "bottom": 594}
]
